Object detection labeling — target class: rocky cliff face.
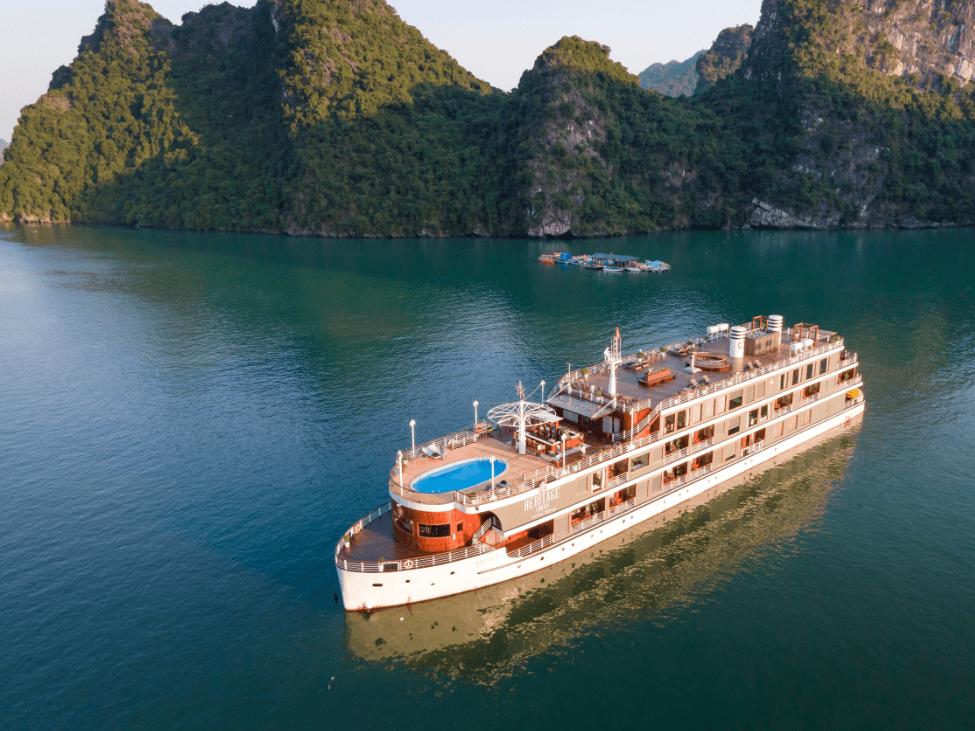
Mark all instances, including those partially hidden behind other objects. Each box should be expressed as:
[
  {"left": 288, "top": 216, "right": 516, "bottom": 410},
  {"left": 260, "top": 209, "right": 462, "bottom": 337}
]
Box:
[
  {"left": 695, "top": 25, "right": 753, "bottom": 93},
  {"left": 741, "top": 0, "right": 975, "bottom": 230},
  {"left": 836, "top": 0, "right": 975, "bottom": 87}
]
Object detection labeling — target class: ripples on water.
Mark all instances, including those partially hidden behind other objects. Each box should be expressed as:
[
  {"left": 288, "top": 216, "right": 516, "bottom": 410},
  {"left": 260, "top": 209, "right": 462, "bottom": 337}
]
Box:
[{"left": 1, "top": 225, "right": 974, "bottom": 729}]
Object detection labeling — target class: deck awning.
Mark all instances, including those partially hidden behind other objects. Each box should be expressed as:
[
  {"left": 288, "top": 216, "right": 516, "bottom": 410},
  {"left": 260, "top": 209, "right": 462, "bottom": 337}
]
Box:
[{"left": 548, "top": 393, "right": 615, "bottom": 419}]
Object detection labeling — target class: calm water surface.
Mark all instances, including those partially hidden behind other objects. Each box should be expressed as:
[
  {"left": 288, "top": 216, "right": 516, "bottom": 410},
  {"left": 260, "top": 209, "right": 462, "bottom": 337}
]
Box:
[{"left": 1, "top": 225, "right": 973, "bottom": 729}]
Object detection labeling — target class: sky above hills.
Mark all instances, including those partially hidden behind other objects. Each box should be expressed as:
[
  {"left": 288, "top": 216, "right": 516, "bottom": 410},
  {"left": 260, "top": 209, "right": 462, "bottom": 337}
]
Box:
[{"left": 1, "top": 0, "right": 761, "bottom": 141}]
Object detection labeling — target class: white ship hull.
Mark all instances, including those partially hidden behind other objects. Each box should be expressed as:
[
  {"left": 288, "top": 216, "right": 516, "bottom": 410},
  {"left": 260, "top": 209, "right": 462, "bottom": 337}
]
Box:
[{"left": 337, "top": 401, "right": 864, "bottom": 611}]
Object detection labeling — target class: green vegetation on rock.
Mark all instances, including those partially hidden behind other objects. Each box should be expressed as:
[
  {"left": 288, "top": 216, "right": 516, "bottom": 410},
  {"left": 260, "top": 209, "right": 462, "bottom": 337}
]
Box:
[
  {"left": 3, "top": 0, "right": 975, "bottom": 235},
  {"left": 695, "top": 25, "right": 753, "bottom": 94},
  {"left": 638, "top": 51, "right": 704, "bottom": 97}
]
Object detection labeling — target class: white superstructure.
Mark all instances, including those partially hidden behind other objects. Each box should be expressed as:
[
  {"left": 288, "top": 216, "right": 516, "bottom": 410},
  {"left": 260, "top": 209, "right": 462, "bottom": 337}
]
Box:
[{"left": 336, "top": 316, "right": 864, "bottom": 611}]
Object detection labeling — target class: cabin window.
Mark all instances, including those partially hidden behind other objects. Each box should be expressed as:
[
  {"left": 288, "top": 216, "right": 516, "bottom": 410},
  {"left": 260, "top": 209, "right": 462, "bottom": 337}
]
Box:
[
  {"left": 806, "top": 363, "right": 814, "bottom": 380},
  {"left": 748, "top": 409, "right": 759, "bottom": 427},
  {"left": 664, "top": 414, "right": 676, "bottom": 434},
  {"left": 591, "top": 471, "right": 604, "bottom": 491},
  {"left": 630, "top": 453, "right": 649, "bottom": 470},
  {"left": 665, "top": 435, "right": 689, "bottom": 455},
  {"left": 792, "top": 368, "right": 800, "bottom": 385},
  {"left": 693, "top": 452, "right": 714, "bottom": 471},
  {"left": 803, "top": 382, "right": 821, "bottom": 398},
  {"left": 820, "top": 358, "right": 828, "bottom": 374},
  {"left": 761, "top": 405, "right": 768, "bottom": 420},
  {"left": 779, "top": 373, "right": 787, "bottom": 390},
  {"left": 456, "top": 523, "right": 463, "bottom": 532},
  {"left": 727, "top": 419, "right": 740, "bottom": 436},
  {"left": 694, "top": 425, "right": 714, "bottom": 443},
  {"left": 728, "top": 391, "right": 743, "bottom": 410},
  {"left": 395, "top": 516, "right": 414, "bottom": 534},
  {"left": 837, "top": 368, "right": 856, "bottom": 384},
  {"left": 775, "top": 393, "right": 794, "bottom": 410},
  {"left": 419, "top": 523, "right": 451, "bottom": 538},
  {"left": 676, "top": 410, "right": 687, "bottom": 429},
  {"left": 663, "top": 462, "right": 688, "bottom": 484}
]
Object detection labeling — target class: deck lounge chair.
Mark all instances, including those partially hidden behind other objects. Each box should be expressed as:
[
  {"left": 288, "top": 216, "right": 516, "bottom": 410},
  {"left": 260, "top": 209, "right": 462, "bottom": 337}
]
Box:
[{"left": 421, "top": 443, "right": 443, "bottom": 460}]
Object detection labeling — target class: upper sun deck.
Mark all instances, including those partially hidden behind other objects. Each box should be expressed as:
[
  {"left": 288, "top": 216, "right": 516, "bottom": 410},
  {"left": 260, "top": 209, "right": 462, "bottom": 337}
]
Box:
[
  {"left": 388, "top": 317, "right": 850, "bottom": 511},
  {"left": 389, "top": 430, "right": 554, "bottom": 507},
  {"left": 548, "top": 319, "right": 841, "bottom": 417}
]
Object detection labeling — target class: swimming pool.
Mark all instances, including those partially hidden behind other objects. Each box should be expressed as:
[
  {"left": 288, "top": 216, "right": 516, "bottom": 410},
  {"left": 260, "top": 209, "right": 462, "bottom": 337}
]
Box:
[{"left": 411, "top": 458, "right": 508, "bottom": 494}]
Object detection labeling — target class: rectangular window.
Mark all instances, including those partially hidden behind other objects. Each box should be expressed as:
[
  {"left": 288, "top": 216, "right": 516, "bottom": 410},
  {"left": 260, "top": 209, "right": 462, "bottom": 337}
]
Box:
[
  {"left": 456, "top": 523, "right": 463, "bottom": 532},
  {"left": 728, "top": 391, "right": 743, "bottom": 410},
  {"left": 676, "top": 410, "right": 687, "bottom": 429},
  {"left": 780, "top": 373, "right": 786, "bottom": 390},
  {"left": 419, "top": 523, "right": 451, "bottom": 537},
  {"left": 664, "top": 414, "right": 676, "bottom": 434},
  {"left": 820, "top": 358, "right": 828, "bottom": 375},
  {"left": 748, "top": 409, "right": 759, "bottom": 427},
  {"left": 728, "top": 421, "right": 740, "bottom": 436},
  {"left": 806, "top": 363, "right": 814, "bottom": 380},
  {"left": 695, "top": 425, "right": 714, "bottom": 443},
  {"left": 792, "top": 369, "right": 800, "bottom": 385},
  {"left": 591, "top": 471, "right": 603, "bottom": 491},
  {"left": 631, "top": 453, "right": 649, "bottom": 470},
  {"left": 761, "top": 405, "right": 768, "bottom": 419}
]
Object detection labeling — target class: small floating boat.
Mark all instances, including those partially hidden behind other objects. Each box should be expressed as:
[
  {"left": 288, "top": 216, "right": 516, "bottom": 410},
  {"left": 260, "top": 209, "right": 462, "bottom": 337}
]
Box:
[
  {"left": 538, "top": 254, "right": 556, "bottom": 263},
  {"left": 625, "top": 264, "right": 645, "bottom": 272},
  {"left": 583, "top": 260, "right": 603, "bottom": 270},
  {"left": 603, "top": 263, "right": 625, "bottom": 273}
]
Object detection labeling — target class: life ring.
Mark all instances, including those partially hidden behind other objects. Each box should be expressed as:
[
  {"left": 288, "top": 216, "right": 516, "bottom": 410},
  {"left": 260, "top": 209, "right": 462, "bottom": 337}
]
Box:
[{"left": 403, "top": 560, "right": 414, "bottom": 569}]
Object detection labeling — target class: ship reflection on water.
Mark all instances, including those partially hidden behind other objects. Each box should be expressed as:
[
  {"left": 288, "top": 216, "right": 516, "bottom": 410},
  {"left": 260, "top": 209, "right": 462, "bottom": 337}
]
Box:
[{"left": 344, "top": 418, "right": 862, "bottom": 680}]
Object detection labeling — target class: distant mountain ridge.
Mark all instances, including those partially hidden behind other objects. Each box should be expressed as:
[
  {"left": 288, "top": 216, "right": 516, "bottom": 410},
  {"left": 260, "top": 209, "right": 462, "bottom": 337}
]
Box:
[
  {"left": 4, "top": 0, "right": 975, "bottom": 235},
  {"left": 638, "top": 51, "right": 704, "bottom": 96}
]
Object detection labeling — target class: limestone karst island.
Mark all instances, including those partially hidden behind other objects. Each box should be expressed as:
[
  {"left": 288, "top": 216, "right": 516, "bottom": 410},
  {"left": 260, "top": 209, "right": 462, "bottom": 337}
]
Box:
[{"left": 3, "top": 0, "right": 975, "bottom": 237}]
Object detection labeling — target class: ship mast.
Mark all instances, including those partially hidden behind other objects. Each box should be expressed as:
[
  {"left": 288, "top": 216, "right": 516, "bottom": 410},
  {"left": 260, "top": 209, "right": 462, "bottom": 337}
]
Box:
[{"left": 604, "top": 327, "right": 622, "bottom": 396}]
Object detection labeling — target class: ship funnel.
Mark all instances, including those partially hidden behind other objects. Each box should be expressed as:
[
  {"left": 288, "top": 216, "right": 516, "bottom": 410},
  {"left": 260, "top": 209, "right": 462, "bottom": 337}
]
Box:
[
  {"left": 729, "top": 326, "right": 747, "bottom": 359},
  {"left": 767, "top": 314, "right": 783, "bottom": 348}
]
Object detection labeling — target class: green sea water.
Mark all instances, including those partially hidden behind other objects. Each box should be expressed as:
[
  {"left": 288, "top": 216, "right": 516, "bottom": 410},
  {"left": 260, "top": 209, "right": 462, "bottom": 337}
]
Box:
[{"left": 1, "top": 224, "right": 973, "bottom": 729}]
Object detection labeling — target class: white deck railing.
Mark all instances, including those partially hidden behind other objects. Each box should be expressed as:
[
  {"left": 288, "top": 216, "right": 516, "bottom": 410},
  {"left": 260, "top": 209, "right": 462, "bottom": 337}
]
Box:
[
  {"left": 336, "top": 540, "right": 494, "bottom": 574},
  {"left": 402, "top": 337, "right": 848, "bottom": 510}
]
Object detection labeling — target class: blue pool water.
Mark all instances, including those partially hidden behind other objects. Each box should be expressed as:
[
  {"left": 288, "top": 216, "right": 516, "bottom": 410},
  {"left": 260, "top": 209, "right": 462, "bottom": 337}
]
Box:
[{"left": 412, "top": 458, "right": 508, "bottom": 494}]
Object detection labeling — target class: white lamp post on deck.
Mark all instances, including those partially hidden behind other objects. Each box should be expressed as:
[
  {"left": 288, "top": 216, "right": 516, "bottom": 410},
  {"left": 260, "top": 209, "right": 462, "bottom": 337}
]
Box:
[
  {"left": 409, "top": 419, "right": 416, "bottom": 454},
  {"left": 473, "top": 401, "right": 479, "bottom": 430},
  {"left": 397, "top": 450, "right": 404, "bottom": 487}
]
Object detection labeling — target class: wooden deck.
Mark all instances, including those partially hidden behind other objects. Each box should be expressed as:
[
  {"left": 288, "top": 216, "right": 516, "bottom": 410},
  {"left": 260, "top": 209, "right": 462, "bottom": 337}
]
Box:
[
  {"left": 578, "top": 331, "right": 836, "bottom": 406},
  {"left": 337, "top": 511, "right": 425, "bottom": 562},
  {"left": 389, "top": 434, "right": 555, "bottom": 506}
]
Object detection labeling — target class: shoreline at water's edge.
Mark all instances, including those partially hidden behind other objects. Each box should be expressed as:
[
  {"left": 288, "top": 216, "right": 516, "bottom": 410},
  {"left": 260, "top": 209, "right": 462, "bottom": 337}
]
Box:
[{"left": 3, "top": 217, "right": 970, "bottom": 240}]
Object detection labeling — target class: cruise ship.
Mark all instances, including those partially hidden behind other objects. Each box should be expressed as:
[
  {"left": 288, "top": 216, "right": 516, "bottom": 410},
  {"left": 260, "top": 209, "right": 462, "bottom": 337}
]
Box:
[{"left": 335, "top": 315, "right": 865, "bottom": 611}]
